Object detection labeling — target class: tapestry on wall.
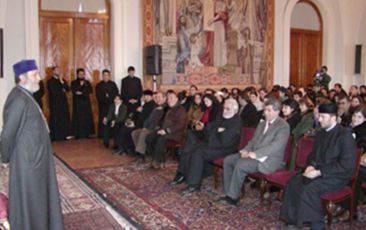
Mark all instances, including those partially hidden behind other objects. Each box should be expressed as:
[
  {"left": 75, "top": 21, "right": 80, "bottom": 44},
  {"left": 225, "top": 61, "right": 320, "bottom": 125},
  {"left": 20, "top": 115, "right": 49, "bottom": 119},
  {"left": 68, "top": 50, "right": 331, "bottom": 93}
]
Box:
[{"left": 143, "top": 0, "right": 274, "bottom": 89}]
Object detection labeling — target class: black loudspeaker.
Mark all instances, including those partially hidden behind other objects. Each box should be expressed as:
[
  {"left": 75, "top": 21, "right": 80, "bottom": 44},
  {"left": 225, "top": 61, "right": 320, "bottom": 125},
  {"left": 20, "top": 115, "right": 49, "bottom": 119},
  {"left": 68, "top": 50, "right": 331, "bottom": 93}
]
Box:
[
  {"left": 146, "top": 45, "right": 162, "bottom": 75},
  {"left": 355, "top": 44, "right": 362, "bottom": 74}
]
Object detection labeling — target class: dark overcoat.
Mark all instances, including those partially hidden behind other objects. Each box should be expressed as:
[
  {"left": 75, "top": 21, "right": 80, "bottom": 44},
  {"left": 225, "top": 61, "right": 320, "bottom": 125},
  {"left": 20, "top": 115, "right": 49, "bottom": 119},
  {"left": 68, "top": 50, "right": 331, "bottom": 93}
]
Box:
[{"left": 0, "top": 86, "right": 63, "bottom": 230}]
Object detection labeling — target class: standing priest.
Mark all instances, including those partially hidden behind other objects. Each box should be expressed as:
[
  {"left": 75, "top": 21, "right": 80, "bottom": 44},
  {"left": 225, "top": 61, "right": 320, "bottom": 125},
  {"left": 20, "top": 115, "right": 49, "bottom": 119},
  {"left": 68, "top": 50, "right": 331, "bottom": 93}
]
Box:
[
  {"left": 0, "top": 59, "right": 63, "bottom": 230},
  {"left": 280, "top": 103, "right": 357, "bottom": 230}
]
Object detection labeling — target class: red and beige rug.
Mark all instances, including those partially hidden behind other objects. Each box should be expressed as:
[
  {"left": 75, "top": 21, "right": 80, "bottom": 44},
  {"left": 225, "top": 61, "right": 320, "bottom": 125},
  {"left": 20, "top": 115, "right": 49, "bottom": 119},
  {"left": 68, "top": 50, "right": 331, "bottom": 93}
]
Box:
[
  {"left": 0, "top": 157, "right": 124, "bottom": 230},
  {"left": 77, "top": 160, "right": 366, "bottom": 229}
]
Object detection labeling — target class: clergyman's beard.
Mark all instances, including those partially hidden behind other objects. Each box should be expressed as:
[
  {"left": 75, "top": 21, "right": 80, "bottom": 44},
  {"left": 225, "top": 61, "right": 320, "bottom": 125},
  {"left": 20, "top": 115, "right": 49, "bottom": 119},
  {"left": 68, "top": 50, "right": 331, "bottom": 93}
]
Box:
[
  {"left": 23, "top": 80, "right": 40, "bottom": 93},
  {"left": 223, "top": 111, "right": 235, "bottom": 119}
]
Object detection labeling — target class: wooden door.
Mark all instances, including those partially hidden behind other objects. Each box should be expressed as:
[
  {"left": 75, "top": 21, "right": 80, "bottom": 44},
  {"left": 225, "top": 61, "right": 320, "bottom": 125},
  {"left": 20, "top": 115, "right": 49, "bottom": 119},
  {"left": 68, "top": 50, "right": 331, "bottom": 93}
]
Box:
[
  {"left": 39, "top": 17, "right": 74, "bottom": 119},
  {"left": 290, "top": 29, "right": 322, "bottom": 87},
  {"left": 39, "top": 12, "right": 110, "bottom": 134}
]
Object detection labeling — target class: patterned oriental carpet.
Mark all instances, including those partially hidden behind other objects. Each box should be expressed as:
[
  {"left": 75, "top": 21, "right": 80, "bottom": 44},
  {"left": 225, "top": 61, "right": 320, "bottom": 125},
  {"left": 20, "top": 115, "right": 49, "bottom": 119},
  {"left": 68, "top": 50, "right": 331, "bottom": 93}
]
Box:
[
  {"left": 0, "top": 157, "right": 123, "bottom": 230},
  {"left": 77, "top": 160, "right": 366, "bottom": 229}
]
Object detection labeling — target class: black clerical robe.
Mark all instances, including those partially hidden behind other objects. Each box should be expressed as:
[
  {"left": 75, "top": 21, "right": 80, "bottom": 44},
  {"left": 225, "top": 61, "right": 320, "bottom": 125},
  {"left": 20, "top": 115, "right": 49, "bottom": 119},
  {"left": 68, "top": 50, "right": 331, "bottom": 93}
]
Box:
[
  {"left": 33, "top": 80, "right": 45, "bottom": 109},
  {"left": 121, "top": 76, "right": 143, "bottom": 114},
  {"left": 280, "top": 124, "right": 357, "bottom": 226},
  {"left": 96, "top": 80, "right": 119, "bottom": 137},
  {"left": 71, "top": 78, "right": 95, "bottom": 138},
  {"left": 178, "top": 115, "right": 243, "bottom": 187},
  {"left": 0, "top": 86, "right": 63, "bottom": 230},
  {"left": 47, "top": 76, "right": 71, "bottom": 141}
]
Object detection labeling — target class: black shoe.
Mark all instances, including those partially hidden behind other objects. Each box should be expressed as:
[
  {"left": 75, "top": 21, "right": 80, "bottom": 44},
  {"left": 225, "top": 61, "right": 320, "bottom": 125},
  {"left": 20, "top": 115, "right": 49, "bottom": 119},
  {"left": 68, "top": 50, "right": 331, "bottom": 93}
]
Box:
[
  {"left": 217, "top": 195, "right": 239, "bottom": 207},
  {"left": 180, "top": 186, "right": 200, "bottom": 196},
  {"left": 170, "top": 174, "right": 185, "bottom": 186},
  {"left": 103, "top": 142, "right": 109, "bottom": 148}
]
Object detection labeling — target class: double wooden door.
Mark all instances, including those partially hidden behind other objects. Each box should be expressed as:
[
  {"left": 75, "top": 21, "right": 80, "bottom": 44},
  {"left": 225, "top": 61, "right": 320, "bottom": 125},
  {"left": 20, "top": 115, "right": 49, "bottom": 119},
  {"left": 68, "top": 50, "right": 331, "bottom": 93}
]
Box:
[
  {"left": 290, "top": 29, "right": 322, "bottom": 87},
  {"left": 39, "top": 12, "right": 110, "bottom": 131}
]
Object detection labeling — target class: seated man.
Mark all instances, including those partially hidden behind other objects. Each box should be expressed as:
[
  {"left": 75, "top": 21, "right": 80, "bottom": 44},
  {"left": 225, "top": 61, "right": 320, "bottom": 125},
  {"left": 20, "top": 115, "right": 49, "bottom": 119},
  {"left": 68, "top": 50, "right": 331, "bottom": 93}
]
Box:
[
  {"left": 146, "top": 91, "right": 187, "bottom": 169},
  {"left": 220, "top": 98, "right": 290, "bottom": 206},
  {"left": 102, "top": 95, "right": 128, "bottom": 148},
  {"left": 280, "top": 103, "right": 357, "bottom": 230},
  {"left": 113, "top": 90, "right": 156, "bottom": 155},
  {"left": 171, "top": 98, "right": 242, "bottom": 195},
  {"left": 131, "top": 91, "right": 167, "bottom": 158}
]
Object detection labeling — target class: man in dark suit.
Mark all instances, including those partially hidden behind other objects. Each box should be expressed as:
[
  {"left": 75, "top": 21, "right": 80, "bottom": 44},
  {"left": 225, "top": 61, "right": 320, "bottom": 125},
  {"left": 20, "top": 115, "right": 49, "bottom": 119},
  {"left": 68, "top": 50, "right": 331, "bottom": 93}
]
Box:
[
  {"left": 146, "top": 91, "right": 187, "bottom": 169},
  {"left": 121, "top": 66, "right": 143, "bottom": 114},
  {"left": 0, "top": 59, "right": 63, "bottom": 230},
  {"left": 131, "top": 91, "right": 166, "bottom": 157},
  {"left": 102, "top": 95, "right": 128, "bottom": 148},
  {"left": 171, "top": 98, "right": 242, "bottom": 195},
  {"left": 113, "top": 90, "right": 156, "bottom": 155},
  {"left": 220, "top": 98, "right": 290, "bottom": 206},
  {"left": 280, "top": 103, "right": 357, "bottom": 230}
]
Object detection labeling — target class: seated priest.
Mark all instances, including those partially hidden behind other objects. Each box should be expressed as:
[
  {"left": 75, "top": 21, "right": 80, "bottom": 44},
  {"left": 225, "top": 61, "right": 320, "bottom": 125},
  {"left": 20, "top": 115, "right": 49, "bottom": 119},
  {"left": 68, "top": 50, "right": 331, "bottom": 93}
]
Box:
[
  {"left": 146, "top": 91, "right": 187, "bottom": 169},
  {"left": 220, "top": 98, "right": 290, "bottom": 206},
  {"left": 102, "top": 95, "right": 128, "bottom": 148},
  {"left": 171, "top": 98, "right": 242, "bottom": 195},
  {"left": 113, "top": 90, "right": 156, "bottom": 155},
  {"left": 280, "top": 103, "right": 357, "bottom": 230}
]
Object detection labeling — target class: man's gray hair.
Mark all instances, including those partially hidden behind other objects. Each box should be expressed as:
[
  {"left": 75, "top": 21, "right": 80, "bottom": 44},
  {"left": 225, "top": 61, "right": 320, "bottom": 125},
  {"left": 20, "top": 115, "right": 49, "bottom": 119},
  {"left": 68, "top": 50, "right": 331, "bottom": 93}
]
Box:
[
  {"left": 225, "top": 98, "right": 239, "bottom": 114},
  {"left": 264, "top": 97, "right": 282, "bottom": 111}
]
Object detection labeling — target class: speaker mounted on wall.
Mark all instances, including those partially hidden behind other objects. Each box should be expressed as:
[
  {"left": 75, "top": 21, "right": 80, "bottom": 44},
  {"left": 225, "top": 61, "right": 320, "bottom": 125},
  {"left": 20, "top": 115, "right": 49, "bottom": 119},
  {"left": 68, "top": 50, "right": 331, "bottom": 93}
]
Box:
[
  {"left": 355, "top": 44, "right": 362, "bottom": 74},
  {"left": 146, "top": 45, "right": 162, "bottom": 75}
]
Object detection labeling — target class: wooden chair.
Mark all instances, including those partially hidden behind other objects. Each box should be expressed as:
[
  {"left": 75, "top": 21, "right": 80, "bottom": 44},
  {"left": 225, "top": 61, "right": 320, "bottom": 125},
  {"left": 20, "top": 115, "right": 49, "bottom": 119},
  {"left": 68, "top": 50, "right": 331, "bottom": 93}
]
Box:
[
  {"left": 0, "top": 193, "right": 10, "bottom": 230},
  {"left": 263, "top": 136, "right": 315, "bottom": 208},
  {"left": 212, "top": 127, "right": 256, "bottom": 188},
  {"left": 321, "top": 149, "right": 362, "bottom": 228}
]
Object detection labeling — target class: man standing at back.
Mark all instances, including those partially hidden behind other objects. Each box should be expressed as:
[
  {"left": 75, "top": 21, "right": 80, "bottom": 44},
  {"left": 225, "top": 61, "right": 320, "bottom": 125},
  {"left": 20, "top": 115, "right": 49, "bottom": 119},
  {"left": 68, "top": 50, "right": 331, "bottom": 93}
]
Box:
[
  {"left": 121, "top": 66, "right": 143, "bottom": 114},
  {"left": 0, "top": 59, "right": 63, "bottom": 230}
]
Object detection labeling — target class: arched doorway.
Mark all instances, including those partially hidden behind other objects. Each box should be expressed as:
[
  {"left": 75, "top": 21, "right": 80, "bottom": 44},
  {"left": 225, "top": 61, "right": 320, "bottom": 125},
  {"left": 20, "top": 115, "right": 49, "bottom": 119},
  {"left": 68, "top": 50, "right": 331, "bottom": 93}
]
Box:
[
  {"left": 289, "top": 0, "right": 322, "bottom": 87},
  {"left": 39, "top": 0, "right": 111, "bottom": 131}
]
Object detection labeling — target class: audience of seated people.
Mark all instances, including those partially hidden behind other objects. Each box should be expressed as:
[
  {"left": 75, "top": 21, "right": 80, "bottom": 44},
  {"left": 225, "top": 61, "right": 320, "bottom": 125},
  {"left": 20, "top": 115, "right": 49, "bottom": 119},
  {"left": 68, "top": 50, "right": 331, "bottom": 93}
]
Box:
[{"left": 40, "top": 70, "right": 366, "bottom": 227}]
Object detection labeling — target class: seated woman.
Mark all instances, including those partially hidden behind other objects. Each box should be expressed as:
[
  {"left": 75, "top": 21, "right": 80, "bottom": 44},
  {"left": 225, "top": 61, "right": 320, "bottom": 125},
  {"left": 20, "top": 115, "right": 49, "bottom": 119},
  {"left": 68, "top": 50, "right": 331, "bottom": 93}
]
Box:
[
  {"left": 238, "top": 90, "right": 260, "bottom": 127},
  {"left": 292, "top": 97, "right": 315, "bottom": 140},
  {"left": 186, "top": 93, "right": 204, "bottom": 129},
  {"left": 349, "top": 95, "right": 364, "bottom": 115},
  {"left": 281, "top": 99, "right": 301, "bottom": 131},
  {"left": 185, "top": 94, "right": 221, "bottom": 149},
  {"left": 337, "top": 105, "right": 366, "bottom": 221}
]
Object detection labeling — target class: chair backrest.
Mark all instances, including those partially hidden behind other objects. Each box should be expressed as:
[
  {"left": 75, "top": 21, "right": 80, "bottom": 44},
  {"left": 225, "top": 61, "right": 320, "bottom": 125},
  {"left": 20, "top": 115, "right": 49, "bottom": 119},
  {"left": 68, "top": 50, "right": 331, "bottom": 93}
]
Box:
[
  {"left": 350, "top": 149, "right": 362, "bottom": 191},
  {"left": 283, "top": 135, "right": 293, "bottom": 167},
  {"left": 238, "top": 127, "right": 256, "bottom": 149},
  {"left": 296, "top": 136, "right": 315, "bottom": 169}
]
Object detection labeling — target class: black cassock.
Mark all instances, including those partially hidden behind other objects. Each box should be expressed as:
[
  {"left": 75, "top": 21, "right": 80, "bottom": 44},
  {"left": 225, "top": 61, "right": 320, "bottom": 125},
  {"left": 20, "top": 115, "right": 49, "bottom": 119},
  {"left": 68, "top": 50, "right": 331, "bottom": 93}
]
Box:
[
  {"left": 0, "top": 86, "right": 63, "bottom": 230},
  {"left": 96, "top": 80, "right": 118, "bottom": 138},
  {"left": 71, "top": 78, "right": 95, "bottom": 138},
  {"left": 280, "top": 124, "right": 357, "bottom": 226},
  {"left": 47, "top": 76, "right": 71, "bottom": 141},
  {"left": 33, "top": 80, "right": 45, "bottom": 109},
  {"left": 121, "top": 76, "right": 143, "bottom": 114}
]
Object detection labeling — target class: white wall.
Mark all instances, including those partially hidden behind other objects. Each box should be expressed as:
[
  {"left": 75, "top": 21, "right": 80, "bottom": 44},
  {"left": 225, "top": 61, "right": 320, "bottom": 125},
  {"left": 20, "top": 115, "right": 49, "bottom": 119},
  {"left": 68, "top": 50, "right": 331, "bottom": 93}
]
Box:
[
  {"left": 274, "top": 0, "right": 366, "bottom": 90},
  {"left": 291, "top": 2, "right": 320, "bottom": 30},
  {"left": 0, "top": 0, "right": 27, "bottom": 129}
]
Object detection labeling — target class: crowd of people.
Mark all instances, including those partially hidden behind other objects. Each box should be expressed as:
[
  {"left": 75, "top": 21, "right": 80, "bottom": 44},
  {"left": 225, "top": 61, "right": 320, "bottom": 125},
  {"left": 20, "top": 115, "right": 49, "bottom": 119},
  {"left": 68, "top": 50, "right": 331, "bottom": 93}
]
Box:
[{"left": 29, "top": 64, "right": 366, "bottom": 229}]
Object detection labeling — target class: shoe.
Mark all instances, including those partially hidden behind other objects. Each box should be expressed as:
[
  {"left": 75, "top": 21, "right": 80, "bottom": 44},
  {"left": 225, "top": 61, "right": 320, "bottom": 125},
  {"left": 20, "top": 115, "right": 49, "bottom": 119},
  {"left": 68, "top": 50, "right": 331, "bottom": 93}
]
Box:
[
  {"left": 180, "top": 186, "right": 200, "bottom": 196},
  {"left": 103, "top": 142, "right": 109, "bottom": 148},
  {"left": 170, "top": 174, "right": 185, "bottom": 186},
  {"left": 113, "top": 149, "right": 123, "bottom": 155},
  {"left": 217, "top": 195, "right": 239, "bottom": 207}
]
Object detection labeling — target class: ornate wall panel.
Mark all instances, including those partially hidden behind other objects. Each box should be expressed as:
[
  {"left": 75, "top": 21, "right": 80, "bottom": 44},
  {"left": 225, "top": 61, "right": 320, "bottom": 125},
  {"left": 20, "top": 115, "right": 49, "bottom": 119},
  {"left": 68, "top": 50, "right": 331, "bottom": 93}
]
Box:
[{"left": 143, "top": 0, "right": 274, "bottom": 90}]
